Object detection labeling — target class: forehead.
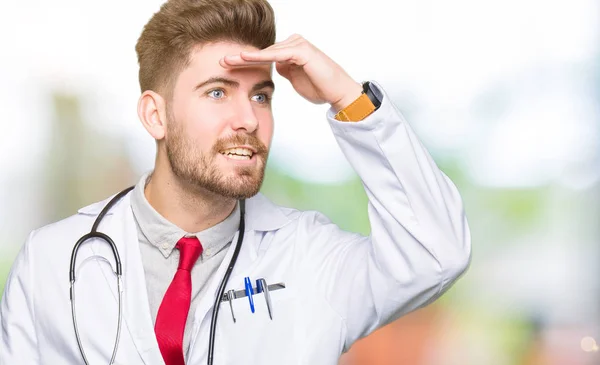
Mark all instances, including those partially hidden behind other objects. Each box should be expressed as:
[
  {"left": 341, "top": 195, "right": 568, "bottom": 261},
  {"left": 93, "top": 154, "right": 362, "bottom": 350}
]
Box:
[{"left": 181, "top": 41, "right": 272, "bottom": 83}]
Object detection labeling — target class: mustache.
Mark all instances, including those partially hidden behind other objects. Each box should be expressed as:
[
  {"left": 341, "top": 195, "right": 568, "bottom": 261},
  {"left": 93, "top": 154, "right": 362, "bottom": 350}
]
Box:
[{"left": 212, "top": 134, "right": 269, "bottom": 156}]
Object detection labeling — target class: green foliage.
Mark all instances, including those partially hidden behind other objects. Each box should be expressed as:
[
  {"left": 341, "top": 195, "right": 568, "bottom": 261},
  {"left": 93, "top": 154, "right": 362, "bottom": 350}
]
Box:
[
  {"left": 261, "top": 166, "right": 371, "bottom": 235},
  {"left": 0, "top": 253, "right": 17, "bottom": 300}
]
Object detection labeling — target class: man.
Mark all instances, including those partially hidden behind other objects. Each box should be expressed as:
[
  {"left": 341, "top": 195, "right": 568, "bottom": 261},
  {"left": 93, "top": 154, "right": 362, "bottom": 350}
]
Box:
[{"left": 0, "top": 0, "right": 471, "bottom": 364}]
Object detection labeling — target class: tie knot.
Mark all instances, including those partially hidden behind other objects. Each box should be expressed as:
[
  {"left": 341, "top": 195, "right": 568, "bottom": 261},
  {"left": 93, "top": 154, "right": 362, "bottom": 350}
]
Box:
[{"left": 176, "top": 236, "right": 203, "bottom": 271}]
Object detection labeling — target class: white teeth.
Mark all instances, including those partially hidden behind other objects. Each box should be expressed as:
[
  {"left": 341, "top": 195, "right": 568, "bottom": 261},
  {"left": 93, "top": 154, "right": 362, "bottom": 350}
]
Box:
[
  {"left": 221, "top": 147, "right": 253, "bottom": 157},
  {"left": 226, "top": 154, "right": 251, "bottom": 160}
]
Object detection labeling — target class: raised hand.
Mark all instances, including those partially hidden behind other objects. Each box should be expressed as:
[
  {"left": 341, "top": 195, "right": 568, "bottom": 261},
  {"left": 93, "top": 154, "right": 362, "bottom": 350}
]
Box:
[{"left": 220, "top": 34, "right": 363, "bottom": 112}]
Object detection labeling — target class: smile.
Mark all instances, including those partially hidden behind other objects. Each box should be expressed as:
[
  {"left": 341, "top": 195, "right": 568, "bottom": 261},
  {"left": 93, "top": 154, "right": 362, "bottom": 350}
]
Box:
[{"left": 220, "top": 147, "right": 255, "bottom": 161}]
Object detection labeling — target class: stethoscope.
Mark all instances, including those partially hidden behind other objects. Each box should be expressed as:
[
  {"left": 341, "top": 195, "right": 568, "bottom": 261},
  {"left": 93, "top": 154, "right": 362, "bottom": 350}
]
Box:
[{"left": 69, "top": 186, "right": 246, "bottom": 365}]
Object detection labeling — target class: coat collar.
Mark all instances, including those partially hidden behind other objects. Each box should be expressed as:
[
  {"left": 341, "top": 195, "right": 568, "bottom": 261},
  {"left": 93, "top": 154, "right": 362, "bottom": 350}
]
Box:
[{"left": 77, "top": 190, "right": 295, "bottom": 232}]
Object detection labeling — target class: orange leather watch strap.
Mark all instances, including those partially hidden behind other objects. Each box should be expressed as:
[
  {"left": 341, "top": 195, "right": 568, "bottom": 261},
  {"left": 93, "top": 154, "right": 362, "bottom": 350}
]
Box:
[{"left": 334, "top": 93, "right": 377, "bottom": 122}]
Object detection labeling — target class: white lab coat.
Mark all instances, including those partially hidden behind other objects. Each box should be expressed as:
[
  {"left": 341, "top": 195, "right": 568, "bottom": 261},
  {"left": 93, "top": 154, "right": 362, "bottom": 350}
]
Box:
[{"left": 0, "top": 82, "right": 471, "bottom": 365}]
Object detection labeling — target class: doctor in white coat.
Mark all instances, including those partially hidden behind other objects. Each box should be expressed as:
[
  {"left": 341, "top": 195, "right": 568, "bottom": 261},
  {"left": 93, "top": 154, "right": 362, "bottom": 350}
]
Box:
[{"left": 0, "top": 1, "right": 471, "bottom": 364}]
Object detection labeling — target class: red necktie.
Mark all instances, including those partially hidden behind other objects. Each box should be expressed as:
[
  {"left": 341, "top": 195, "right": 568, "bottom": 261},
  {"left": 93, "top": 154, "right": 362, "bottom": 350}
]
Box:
[{"left": 155, "top": 236, "right": 203, "bottom": 365}]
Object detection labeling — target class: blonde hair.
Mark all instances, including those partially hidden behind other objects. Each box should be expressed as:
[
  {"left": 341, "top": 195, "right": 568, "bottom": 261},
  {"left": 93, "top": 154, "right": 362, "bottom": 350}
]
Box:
[{"left": 135, "top": 0, "right": 276, "bottom": 98}]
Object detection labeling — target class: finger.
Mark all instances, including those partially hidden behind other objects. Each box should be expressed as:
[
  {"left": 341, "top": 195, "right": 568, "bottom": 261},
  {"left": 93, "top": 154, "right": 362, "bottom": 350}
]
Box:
[
  {"left": 240, "top": 48, "right": 306, "bottom": 65},
  {"left": 224, "top": 53, "right": 277, "bottom": 64},
  {"left": 223, "top": 35, "right": 303, "bottom": 66},
  {"left": 275, "top": 62, "right": 293, "bottom": 80},
  {"left": 220, "top": 55, "right": 281, "bottom": 69},
  {"left": 220, "top": 36, "right": 306, "bottom": 68}
]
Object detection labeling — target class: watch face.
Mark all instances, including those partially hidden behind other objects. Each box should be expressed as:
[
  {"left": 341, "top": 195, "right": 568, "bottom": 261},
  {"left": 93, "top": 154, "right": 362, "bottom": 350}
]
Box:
[
  {"left": 363, "top": 81, "right": 382, "bottom": 108},
  {"left": 362, "top": 81, "right": 371, "bottom": 93}
]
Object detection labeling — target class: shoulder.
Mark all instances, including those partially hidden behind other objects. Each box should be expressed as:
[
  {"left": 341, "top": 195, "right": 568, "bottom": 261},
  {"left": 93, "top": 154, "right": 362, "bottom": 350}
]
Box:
[
  {"left": 26, "top": 193, "right": 121, "bottom": 254},
  {"left": 245, "top": 192, "right": 332, "bottom": 230},
  {"left": 247, "top": 193, "right": 364, "bottom": 242},
  {"left": 2, "top": 193, "right": 122, "bottom": 287}
]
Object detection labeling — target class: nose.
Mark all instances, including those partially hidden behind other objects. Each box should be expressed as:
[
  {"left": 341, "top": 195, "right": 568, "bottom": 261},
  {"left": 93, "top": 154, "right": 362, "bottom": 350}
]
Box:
[{"left": 230, "top": 99, "right": 259, "bottom": 134}]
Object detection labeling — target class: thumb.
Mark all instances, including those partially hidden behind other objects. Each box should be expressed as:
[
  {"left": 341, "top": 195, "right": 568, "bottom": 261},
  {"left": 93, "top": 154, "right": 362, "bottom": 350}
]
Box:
[{"left": 275, "top": 62, "right": 293, "bottom": 80}]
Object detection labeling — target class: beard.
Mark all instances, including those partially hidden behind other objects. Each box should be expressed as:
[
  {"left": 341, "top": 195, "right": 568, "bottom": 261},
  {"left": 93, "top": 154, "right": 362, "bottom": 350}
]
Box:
[{"left": 164, "top": 112, "right": 269, "bottom": 200}]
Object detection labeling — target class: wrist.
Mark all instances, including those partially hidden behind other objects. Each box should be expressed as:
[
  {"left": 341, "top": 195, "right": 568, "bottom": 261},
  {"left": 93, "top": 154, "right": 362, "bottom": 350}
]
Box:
[{"left": 331, "top": 82, "right": 363, "bottom": 113}]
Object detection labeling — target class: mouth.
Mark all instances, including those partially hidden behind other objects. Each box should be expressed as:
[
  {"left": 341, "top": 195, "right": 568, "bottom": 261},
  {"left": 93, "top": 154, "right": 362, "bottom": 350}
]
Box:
[{"left": 219, "top": 146, "right": 256, "bottom": 161}]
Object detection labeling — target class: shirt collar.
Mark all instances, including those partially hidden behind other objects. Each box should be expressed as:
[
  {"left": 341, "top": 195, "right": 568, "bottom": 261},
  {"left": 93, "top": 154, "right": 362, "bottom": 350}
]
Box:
[{"left": 129, "top": 172, "right": 240, "bottom": 259}]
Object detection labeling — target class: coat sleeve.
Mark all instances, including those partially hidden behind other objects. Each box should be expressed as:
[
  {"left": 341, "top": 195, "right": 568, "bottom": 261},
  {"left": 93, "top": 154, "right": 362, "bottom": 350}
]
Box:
[
  {"left": 297, "top": 81, "right": 472, "bottom": 351},
  {"left": 0, "top": 231, "right": 40, "bottom": 364}
]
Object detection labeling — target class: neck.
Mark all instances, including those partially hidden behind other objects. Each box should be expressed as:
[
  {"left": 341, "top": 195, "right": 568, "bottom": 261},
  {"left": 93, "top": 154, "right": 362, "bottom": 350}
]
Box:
[{"left": 144, "top": 167, "right": 237, "bottom": 233}]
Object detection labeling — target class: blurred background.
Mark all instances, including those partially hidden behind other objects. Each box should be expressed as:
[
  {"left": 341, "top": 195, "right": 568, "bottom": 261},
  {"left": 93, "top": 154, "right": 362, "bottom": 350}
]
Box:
[{"left": 1, "top": 0, "right": 599, "bottom": 364}]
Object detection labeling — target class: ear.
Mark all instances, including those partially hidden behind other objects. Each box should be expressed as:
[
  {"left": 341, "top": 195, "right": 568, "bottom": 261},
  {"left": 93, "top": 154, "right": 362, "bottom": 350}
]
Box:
[{"left": 137, "top": 90, "right": 167, "bottom": 140}]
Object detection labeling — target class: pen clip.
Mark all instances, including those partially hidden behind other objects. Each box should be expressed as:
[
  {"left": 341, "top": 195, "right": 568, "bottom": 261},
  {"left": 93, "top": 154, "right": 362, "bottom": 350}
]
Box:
[
  {"left": 244, "top": 277, "right": 255, "bottom": 313},
  {"left": 226, "top": 289, "right": 236, "bottom": 323},
  {"left": 257, "top": 278, "right": 273, "bottom": 320}
]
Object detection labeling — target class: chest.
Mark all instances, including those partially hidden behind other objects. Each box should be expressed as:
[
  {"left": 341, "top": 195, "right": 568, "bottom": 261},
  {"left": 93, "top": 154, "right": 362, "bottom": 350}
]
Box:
[{"left": 35, "top": 228, "right": 346, "bottom": 365}]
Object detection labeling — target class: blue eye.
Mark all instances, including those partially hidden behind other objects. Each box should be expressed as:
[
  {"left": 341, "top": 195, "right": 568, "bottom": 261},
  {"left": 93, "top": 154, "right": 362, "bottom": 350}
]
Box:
[
  {"left": 252, "top": 93, "right": 271, "bottom": 104},
  {"left": 208, "top": 89, "right": 225, "bottom": 99}
]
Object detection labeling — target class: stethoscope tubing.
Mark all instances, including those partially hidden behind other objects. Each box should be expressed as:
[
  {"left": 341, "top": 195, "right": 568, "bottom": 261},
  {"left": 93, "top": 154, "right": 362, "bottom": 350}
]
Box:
[
  {"left": 69, "top": 185, "right": 245, "bottom": 365},
  {"left": 208, "top": 199, "right": 245, "bottom": 365}
]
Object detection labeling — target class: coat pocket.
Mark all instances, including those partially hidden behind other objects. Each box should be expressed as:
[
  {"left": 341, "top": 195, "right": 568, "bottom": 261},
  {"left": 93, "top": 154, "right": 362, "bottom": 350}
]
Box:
[{"left": 216, "top": 287, "right": 299, "bottom": 364}]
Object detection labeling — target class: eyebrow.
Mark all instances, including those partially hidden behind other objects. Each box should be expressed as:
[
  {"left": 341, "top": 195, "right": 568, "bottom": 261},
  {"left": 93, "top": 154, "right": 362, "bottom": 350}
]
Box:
[{"left": 194, "top": 77, "right": 275, "bottom": 93}]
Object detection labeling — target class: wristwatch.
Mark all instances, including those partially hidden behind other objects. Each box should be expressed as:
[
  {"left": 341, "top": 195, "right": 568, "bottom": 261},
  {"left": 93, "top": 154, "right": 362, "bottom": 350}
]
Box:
[{"left": 334, "top": 81, "right": 382, "bottom": 122}]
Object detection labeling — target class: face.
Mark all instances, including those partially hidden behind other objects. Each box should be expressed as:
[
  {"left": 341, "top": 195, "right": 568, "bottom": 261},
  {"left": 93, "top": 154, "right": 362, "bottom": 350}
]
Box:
[{"left": 164, "top": 42, "right": 274, "bottom": 199}]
